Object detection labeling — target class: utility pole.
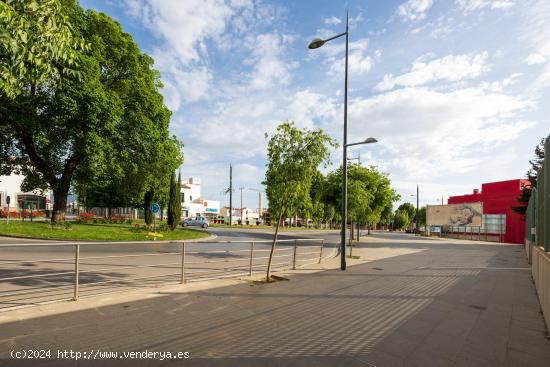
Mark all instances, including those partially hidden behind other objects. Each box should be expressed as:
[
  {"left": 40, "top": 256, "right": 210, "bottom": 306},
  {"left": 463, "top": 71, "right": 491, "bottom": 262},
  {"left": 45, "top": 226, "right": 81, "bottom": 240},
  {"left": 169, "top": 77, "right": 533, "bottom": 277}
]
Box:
[
  {"left": 239, "top": 186, "right": 245, "bottom": 225},
  {"left": 229, "top": 164, "right": 233, "bottom": 225},
  {"left": 416, "top": 184, "right": 420, "bottom": 233}
]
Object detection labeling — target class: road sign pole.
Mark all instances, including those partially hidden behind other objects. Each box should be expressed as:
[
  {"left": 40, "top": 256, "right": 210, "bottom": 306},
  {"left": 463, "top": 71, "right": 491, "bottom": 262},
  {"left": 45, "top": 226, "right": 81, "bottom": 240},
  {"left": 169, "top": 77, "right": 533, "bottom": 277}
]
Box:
[{"left": 6, "top": 196, "right": 10, "bottom": 225}]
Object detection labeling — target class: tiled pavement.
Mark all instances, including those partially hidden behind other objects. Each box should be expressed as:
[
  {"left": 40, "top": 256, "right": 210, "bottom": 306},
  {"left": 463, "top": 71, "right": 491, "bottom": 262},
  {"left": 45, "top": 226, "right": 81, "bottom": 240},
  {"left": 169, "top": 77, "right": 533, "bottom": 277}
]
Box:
[{"left": 0, "top": 233, "right": 549, "bottom": 366}]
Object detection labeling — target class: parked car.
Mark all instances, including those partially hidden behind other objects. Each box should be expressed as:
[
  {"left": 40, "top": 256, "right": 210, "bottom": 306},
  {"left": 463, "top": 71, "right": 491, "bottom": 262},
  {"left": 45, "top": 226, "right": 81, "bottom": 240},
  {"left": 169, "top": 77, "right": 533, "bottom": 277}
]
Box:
[{"left": 181, "top": 217, "right": 209, "bottom": 228}]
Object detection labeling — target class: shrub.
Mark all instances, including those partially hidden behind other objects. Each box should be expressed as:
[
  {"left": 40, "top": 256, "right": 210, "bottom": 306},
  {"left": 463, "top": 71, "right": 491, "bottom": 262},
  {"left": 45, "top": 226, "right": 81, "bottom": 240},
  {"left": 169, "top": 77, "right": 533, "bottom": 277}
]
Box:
[{"left": 77, "top": 212, "right": 95, "bottom": 223}]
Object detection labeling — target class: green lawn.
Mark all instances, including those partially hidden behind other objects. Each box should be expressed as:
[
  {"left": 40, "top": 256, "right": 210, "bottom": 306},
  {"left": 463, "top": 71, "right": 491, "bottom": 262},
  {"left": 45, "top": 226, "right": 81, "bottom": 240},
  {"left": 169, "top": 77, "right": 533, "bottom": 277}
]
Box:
[{"left": 0, "top": 222, "right": 210, "bottom": 241}]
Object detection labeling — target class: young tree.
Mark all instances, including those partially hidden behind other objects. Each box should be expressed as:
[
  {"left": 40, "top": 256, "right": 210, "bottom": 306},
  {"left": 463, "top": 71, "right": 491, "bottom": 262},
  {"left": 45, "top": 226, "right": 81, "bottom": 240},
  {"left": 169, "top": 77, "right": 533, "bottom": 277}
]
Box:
[
  {"left": 175, "top": 171, "right": 182, "bottom": 226},
  {"left": 393, "top": 210, "right": 409, "bottom": 230},
  {"left": 397, "top": 202, "right": 416, "bottom": 228},
  {"left": 263, "top": 122, "right": 337, "bottom": 281},
  {"left": 167, "top": 171, "right": 177, "bottom": 230}
]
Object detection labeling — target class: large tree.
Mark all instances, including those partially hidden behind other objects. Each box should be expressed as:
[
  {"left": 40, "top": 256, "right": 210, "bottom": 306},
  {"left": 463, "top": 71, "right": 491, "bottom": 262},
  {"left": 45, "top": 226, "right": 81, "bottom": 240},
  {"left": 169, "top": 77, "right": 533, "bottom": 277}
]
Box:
[
  {"left": 0, "top": 6, "right": 182, "bottom": 222},
  {"left": 263, "top": 122, "right": 337, "bottom": 281}
]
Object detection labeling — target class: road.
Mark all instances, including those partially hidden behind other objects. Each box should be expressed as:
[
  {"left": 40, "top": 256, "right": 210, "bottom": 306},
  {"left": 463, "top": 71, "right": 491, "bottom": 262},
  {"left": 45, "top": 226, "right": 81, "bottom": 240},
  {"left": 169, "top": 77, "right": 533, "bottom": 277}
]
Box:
[
  {"left": 1, "top": 232, "right": 548, "bottom": 366},
  {"left": 0, "top": 227, "right": 340, "bottom": 310}
]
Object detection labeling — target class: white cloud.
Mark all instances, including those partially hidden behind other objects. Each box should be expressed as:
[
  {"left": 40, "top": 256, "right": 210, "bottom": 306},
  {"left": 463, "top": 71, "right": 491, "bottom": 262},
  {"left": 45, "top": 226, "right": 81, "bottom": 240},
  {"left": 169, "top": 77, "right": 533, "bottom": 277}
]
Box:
[
  {"left": 322, "top": 38, "right": 375, "bottom": 77},
  {"left": 455, "top": 0, "right": 515, "bottom": 13},
  {"left": 349, "top": 86, "right": 534, "bottom": 179},
  {"left": 324, "top": 16, "right": 341, "bottom": 25},
  {"left": 246, "top": 32, "right": 296, "bottom": 90},
  {"left": 526, "top": 53, "right": 547, "bottom": 65},
  {"left": 375, "top": 52, "right": 490, "bottom": 91},
  {"left": 520, "top": 0, "right": 550, "bottom": 94},
  {"left": 396, "top": 0, "right": 434, "bottom": 21}
]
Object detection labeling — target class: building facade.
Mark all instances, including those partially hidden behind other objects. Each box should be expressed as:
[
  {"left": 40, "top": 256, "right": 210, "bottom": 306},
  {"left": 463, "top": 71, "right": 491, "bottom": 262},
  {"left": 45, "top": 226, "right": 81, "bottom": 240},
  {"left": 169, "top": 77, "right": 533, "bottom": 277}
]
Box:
[
  {"left": 180, "top": 177, "right": 220, "bottom": 219},
  {"left": 448, "top": 179, "right": 529, "bottom": 244},
  {"left": 0, "top": 174, "right": 50, "bottom": 213}
]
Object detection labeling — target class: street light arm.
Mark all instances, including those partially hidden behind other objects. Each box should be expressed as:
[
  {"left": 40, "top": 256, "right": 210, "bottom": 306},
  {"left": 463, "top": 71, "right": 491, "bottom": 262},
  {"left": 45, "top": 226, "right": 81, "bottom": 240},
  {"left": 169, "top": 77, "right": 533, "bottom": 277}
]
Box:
[{"left": 324, "top": 32, "right": 347, "bottom": 43}]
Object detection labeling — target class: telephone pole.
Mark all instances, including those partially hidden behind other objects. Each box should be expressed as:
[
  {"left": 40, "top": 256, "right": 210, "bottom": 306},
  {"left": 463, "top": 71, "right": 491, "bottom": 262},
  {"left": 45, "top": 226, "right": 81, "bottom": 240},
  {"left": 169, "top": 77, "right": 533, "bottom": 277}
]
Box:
[{"left": 229, "top": 164, "right": 233, "bottom": 225}]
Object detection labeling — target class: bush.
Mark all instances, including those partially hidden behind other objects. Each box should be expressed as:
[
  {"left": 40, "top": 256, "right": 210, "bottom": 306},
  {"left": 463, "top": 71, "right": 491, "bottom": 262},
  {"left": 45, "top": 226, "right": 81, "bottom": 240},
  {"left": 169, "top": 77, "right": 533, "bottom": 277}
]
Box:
[{"left": 76, "top": 212, "right": 95, "bottom": 223}]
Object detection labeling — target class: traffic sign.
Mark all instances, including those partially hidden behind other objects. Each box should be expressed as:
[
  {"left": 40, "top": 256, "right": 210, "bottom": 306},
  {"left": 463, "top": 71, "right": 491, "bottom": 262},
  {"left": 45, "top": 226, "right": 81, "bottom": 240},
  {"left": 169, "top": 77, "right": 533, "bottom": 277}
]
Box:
[{"left": 150, "top": 203, "right": 160, "bottom": 214}]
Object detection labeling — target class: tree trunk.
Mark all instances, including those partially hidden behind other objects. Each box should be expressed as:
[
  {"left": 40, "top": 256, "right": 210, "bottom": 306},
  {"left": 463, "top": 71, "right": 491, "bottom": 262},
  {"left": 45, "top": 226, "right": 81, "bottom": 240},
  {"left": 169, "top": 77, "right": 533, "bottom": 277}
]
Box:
[
  {"left": 144, "top": 190, "right": 153, "bottom": 225},
  {"left": 266, "top": 211, "right": 284, "bottom": 282},
  {"left": 51, "top": 188, "right": 68, "bottom": 222}
]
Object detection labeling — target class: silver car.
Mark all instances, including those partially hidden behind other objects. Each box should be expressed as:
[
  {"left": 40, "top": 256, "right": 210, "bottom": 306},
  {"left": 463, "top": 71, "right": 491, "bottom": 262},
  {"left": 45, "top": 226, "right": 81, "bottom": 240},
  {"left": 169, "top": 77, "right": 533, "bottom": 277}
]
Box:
[{"left": 181, "top": 217, "right": 209, "bottom": 228}]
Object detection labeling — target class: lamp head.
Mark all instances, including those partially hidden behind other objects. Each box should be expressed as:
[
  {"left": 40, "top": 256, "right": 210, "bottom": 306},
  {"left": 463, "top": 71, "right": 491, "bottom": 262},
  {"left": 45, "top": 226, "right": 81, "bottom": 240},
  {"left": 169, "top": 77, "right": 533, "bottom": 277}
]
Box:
[
  {"left": 308, "top": 38, "right": 325, "bottom": 49},
  {"left": 364, "top": 137, "right": 378, "bottom": 144}
]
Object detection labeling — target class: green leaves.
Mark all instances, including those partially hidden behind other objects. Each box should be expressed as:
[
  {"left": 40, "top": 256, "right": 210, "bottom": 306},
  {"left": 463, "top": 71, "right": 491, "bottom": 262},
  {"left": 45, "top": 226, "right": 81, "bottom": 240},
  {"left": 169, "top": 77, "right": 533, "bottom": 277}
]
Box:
[
  {"left": 264, "top": 122, "right": 337, "bottom": 218},
  {"left": 0, "top": 0, "right": 86, "bottom": 98}
]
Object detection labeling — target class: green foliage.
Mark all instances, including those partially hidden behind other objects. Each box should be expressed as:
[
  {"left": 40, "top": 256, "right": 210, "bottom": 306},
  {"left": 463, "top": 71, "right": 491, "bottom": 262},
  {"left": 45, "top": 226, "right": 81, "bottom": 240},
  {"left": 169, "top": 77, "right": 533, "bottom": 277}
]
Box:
[
  {"left": 393, "top": 210, "right": 409, "bottom": 230},
  {"left": 418, "top": 206, "right": 427, "bottom": 226},
  {"left": 175, "top": 171, "right": 182, "bottom": 225},
  {"left": 323, "top": 164, "right": 399, "bottom": 227},
  {"left": 397, "top": 202, "right": 416, "bottom": 226},
  {"left": 263, "top": 122, "right": 337, "bottom": 219},
  {"left": 0, "top": 5, "right": 183, "bottom": 222},
  {"left": 0, "top": 0, "right": 84, "bottom": 98},
  {"left": 514, "top": 137, "right": 546, "bottom": 215},
  {"left": 263, "top": 121, "right": 337, "bottom": 279}
]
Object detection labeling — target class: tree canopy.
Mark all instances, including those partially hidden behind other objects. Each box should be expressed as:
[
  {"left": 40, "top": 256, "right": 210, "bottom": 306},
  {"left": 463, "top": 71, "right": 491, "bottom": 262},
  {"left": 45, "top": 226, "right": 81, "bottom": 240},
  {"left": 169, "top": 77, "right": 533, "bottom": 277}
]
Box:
[
  {"left": 0, "top": 4, "right": 182, "bottom": 221},
  {"left": 0, "top": 0, "right": 83, "bottom": 98},
  {"left": 263, "top": 121, "right": 336, "bottom": 279}
]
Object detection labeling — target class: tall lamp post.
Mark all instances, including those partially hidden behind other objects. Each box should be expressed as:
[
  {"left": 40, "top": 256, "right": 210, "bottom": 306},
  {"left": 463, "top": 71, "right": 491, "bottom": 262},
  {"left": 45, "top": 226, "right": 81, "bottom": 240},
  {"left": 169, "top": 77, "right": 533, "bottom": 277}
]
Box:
[
  {"left": 249, "top": 188, "right": 264, "bottom": 224},
  {"left": 410, "top": 185, "right": 419, "bottom": 233},
  {"left": 309, "top": 11, "right": 378, "bottom": 270}
]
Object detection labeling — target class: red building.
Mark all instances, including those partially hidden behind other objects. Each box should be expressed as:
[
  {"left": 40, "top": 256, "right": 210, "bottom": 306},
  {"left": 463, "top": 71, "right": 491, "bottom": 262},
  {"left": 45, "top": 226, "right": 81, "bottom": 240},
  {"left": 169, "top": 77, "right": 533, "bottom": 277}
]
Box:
[{"left": 448, "top": 179, "right": 529, "bottom": 244}]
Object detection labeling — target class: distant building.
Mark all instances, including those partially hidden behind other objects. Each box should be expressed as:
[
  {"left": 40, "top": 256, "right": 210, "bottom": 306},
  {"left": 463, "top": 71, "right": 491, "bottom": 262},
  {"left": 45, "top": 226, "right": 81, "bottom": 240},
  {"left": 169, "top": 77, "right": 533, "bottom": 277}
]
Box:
[
  {"left": 0, "top": 174, "right": 50, "bottom": 212},
  {"left": 219, "top": 207, "right": 260, "bottom": 225},
  {"left": 448, "top": 179, "right": 529, "bottom": 244},
  {"left": 180, "top": 177, "right": 220, "bottom": 219}
]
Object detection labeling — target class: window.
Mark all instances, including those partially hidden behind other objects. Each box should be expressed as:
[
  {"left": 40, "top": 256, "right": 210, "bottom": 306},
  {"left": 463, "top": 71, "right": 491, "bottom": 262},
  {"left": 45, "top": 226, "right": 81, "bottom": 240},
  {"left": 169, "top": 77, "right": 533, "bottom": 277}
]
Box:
[
  {"left": 190, "top": 196, "right": 193, "bottom": 201},
  {"left": 180, "top": 193, "right": 185, "bottom": 203},
  {"left": 17, "top": 195, "right": 46, "bottom": 210}
]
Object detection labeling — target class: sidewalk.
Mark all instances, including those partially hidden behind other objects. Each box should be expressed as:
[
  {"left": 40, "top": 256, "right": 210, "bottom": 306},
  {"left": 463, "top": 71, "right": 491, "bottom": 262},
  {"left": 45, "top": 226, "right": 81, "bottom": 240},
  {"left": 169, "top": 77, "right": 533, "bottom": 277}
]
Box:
[{"left": 1, "top": 233, "right": 549, "bottom": 366}]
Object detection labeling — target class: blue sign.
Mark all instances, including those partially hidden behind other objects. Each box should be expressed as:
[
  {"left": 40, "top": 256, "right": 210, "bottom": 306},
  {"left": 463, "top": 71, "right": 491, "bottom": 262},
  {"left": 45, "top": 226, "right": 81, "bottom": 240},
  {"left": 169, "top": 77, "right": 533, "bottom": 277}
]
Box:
[
  {"left": 150, "top": 203, "right": 160, "bottom": 214},
  {"left": 205, "top": 208, "right": 218, "bottom": 213}
]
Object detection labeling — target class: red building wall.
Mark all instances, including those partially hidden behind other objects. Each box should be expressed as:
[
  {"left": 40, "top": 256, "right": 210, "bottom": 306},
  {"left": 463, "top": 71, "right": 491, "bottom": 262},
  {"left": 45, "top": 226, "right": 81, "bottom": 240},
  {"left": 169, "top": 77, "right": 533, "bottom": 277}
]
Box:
[{"left": 448, "top": 179, "right": 529, "bottom": 244}]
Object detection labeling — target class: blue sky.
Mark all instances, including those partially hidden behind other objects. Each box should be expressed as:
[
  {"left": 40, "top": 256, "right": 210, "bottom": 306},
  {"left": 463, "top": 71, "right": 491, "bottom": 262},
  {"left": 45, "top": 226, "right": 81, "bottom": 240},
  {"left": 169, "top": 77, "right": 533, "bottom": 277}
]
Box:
[{"left": 80, "top": 0, "right": 550, "bottom": 209}]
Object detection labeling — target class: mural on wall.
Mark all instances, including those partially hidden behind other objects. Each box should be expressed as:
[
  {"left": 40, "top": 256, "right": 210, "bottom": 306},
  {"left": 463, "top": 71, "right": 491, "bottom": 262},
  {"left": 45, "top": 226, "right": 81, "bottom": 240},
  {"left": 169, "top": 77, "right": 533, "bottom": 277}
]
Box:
[{"left": 427, "top": 203, "right": 483, "bottom": 226}]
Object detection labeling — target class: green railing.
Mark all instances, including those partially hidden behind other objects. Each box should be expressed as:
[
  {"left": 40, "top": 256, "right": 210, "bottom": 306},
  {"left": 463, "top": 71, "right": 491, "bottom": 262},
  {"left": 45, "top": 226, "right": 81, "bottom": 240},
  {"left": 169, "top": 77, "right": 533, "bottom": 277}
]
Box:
[{"left": 526, "top": 137, "right": 549, "bottom": 252}]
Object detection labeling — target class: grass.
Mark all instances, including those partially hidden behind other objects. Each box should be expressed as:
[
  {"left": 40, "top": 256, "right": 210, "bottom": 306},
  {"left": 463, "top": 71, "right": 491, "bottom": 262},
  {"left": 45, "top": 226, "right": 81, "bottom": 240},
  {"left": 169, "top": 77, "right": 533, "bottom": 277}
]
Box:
[{"left": 0, "top": 221, "right": 210, "bottom": 241}]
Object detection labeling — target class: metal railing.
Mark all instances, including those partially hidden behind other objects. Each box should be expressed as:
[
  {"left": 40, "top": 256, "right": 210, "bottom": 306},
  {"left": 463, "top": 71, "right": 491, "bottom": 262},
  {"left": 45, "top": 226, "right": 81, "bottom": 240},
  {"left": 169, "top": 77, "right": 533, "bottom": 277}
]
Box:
[
  {"left": 0, "top": 239, "right": 332, "bottom": 309},
  {"left": 443, "top": 225, "right": 505, "bottom": 242}
]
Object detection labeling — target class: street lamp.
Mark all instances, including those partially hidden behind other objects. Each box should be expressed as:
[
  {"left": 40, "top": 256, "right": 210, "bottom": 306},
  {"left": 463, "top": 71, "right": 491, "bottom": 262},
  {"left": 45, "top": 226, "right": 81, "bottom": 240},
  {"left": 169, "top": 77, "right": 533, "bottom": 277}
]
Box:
[
  {"left": 309, "top": 9, "right": 376, "bottom": 270},
  {"left": 410, "top": 184, "right": 419, "bottom": 233}
]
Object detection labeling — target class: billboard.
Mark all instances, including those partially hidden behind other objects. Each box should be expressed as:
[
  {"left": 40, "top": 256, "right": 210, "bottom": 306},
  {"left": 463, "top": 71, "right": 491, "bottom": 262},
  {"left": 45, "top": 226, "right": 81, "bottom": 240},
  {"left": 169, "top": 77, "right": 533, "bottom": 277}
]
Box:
[{"left": 427, "top": 202, "right": 483, "bottom": 226}]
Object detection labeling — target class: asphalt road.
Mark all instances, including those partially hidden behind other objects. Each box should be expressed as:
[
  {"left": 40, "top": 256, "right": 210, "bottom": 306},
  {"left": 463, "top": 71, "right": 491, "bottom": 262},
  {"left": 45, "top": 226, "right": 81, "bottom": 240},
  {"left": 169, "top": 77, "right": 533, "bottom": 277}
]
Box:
[{"left": 0, "top": 227, "right": 340, "bottom": 310}]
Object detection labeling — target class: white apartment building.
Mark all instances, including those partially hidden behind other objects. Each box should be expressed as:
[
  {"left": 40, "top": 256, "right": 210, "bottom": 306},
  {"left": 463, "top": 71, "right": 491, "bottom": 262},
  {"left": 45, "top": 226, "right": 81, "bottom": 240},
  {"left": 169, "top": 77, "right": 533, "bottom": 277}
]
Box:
[{"left": 180, "top": 177, "right": 220, "bottom": 219}]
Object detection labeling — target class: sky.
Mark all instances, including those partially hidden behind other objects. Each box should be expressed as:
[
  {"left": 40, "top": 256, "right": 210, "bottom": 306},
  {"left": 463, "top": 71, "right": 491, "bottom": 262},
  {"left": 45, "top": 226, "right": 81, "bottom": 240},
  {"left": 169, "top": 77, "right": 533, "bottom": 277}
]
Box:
[{"left": 80, "top": 0, "right": 550, "bottom": 210}]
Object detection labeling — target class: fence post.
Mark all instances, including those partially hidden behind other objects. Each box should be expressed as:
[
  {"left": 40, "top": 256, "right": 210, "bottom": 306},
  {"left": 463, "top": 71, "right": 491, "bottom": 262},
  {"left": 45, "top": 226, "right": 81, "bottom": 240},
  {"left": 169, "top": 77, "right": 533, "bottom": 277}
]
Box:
[
  {"left": 73, "top": 244, "right": 80, "bottom": 301},
  {"left": 318, "top": 240, "right": 324, "bottom": 264},
  {"left": 249, "top": 242, "right": 254, "bottom": 276},
  {"left": 180, "top": 242, "right": 186, "bottom": 284},
  {"left": 292, "top": 240, "right": 297, "bottom": 270}
]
